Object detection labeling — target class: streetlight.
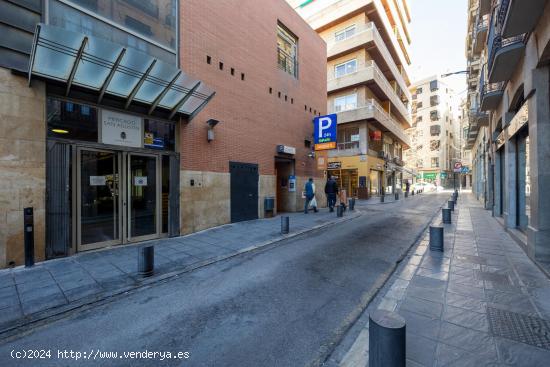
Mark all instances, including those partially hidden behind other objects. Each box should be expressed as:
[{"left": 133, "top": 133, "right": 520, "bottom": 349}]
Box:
[{"left": 441, "top": 70, "right": 468, "bottom": 77}]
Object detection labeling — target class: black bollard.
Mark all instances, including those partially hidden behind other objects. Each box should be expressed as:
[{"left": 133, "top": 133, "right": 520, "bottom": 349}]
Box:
[
  {"left": 442, "top": 208, "right": 452, "bottom": 224},
  {"left": 429, "top": 226, "right": 444, "bottom": 251},
  {"left": 24, "top": 207, "right": 34, "bottom": 267},
  {"left": 369, "top": 310, "right": 406, "bottom": 367},
  {"left": 348, "top": 198, "right": 355, "bottom": 211},
  {"left": 411, "top": 190, "right": 415, "bottom": 196},
  {"left": 138, "top": 245, "right": 155, "bottom": 277},
  {"left": 380, "top": 195, "right": 385, "bottom": 203},
  {"left": 337, "top": 204, "right": 344, "bottom": 217},
  {"left": 448, "top": 200, "right": 455, "bottom": 211},
  {"left": 395, "top": 193, "right": 399, "bottom": 200},
  {"left": 281, "top": 216, "right": 290, "bottom": 234},
  {"left": 405, "top": 192, "right": 409, "bottom": 198}
]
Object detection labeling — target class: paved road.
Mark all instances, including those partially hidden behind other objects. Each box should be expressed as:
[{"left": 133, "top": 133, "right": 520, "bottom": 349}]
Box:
[{"left": 0, "top": 193, "right": 448, "bottom": 367}]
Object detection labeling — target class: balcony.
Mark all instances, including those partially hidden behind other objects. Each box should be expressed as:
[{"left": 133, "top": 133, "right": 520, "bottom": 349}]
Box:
[
  {"left": 487, "top": 15, "right": 526, "bottom": 83},
  {"left": 499, "top": 0, "right": 547, "bottom": 38},
  {"left": 469, "top": 107, "right": 489, "bottom": 127},
  {"left": 328, "top": 60, "right": 411, "bottom": 127},
  {"left": 479, "top": 0, "right": 491, "bottom": 15},
  {"left": 328, "top": 142, "right": 362, "bottom": 158},
  {"left": 393, "top": 156, "right": 404, "bottom": 167},
  {"left": 473, "top": 14, "right": 489, "bottom": 54},
  {"left": 480, "top": 82, "right": 505, "bottom": 111},
  {"left": 327, "top": 22, "right": 411, "bottom": 100},
  {"left": 332, "top": 99, "right": 411, "bottom": 148}
]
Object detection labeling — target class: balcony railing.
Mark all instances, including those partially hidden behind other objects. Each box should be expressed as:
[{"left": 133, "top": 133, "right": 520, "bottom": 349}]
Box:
[
  {"left": 481, "top": 81, "right": 505, "bottom": 96},
  {"left": 497, "top": 0, "right": 510, "bottom": 26}
]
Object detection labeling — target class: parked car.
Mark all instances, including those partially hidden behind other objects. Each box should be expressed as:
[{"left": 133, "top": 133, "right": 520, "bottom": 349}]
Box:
[{"left": 413, "top": 182, "right": 436, "bottom": 192}]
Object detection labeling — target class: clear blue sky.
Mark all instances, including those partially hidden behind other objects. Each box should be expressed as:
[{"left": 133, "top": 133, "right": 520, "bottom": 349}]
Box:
[{"left": 408, "top": 0, "right": 468, "bottom": 94}]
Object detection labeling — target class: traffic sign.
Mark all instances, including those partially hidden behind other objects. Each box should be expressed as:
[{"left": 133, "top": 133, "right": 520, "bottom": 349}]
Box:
[
  {"left": 453, "top": 162, "right": 463, "bottom": 173},
  {"left": 314, "top": 114, "right": 337, "bottom": 151}
]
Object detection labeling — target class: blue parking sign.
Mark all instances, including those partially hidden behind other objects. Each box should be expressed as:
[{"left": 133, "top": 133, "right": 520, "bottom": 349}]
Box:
[{"left": 313, "top": 114, "right": 337, "bottom": 150}]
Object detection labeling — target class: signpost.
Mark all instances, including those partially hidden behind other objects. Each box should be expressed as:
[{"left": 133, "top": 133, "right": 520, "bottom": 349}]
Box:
[{"left": 314, "top": 114, "right": 337, "bottom": 151}]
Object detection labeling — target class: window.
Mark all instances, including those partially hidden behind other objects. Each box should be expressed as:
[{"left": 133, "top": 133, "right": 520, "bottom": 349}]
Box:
[
  {"left": 231, "top": 68, "right": 235, "bottom": 76},
  {"left": 430, "top": 80, "right": 439, "bottom": 91},
  {"left": 277, "top": 23, "right": 298, "bottom": 78},
  {"left": 430, "top": 140, "right": 441, "bottom": 151},
  {"left": 47, "top": 98, "right": 98, "bottom": 142},
  {"left": 431, "top": 157, "right": 439, "bottom": 168},
  {"left": 416, "top": 116, "right": 423, "bottom": 123},
  {"left": 430, "top": 95, "right": 439, "bottom": 107},
  {"left": 219, "top": 62, "right": 224, "bottom": 70},
  {"left": 206, "top": 55, "right": 211, "bottom": 64},
  {"left": 337, "top": 126, "right": 360, "bottom": 150},
  {"left": 334, "top": 93, "right": 357, "bottom": 112},
  {"left": 416, "top": 87, "right": 423, "bottom": 95},
  {"left": 144, "top": 119, "right": 176, "bottom": 151},
  {"left": 417, "top": 101, "right": 423, "bottom": 109},
  {"left": 430, "top": 125, "right": 441, "bottom": 136},
  {"left": 241, "top": 73, "right": 245, "bottom": 81},
  {"left": 335, "top": 59, "right": 357, "bottom": 78},
  {"left": 335, "top": 25, "right": 356, "bottom": 42},
  {"left": 269, "top": 87, "right": 272, "bottom": 94},
  {"left": 430, "top": 110, "right": 440, "bottom": 121}
]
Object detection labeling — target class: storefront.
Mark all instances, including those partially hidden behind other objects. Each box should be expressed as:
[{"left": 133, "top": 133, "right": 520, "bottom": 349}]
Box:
[
  {"left": 28, "top": 25, "right": 214, "bottom": 259},
  {"left": 326, "top": 155, "right": 385, "bottom": 199}
]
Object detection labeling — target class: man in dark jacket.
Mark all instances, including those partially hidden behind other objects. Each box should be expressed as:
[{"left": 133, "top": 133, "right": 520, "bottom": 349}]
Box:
[{"left": 324, "top": 176, "right": 339, "bottom": 212}]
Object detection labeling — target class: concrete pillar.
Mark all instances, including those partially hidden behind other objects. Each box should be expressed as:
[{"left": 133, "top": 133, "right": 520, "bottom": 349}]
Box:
[
  {"left": 359, "top": 123, "right": 368, "bottom": 155},
  {"left": 528, "top": 66, "right": 550, "bottom": 261}
]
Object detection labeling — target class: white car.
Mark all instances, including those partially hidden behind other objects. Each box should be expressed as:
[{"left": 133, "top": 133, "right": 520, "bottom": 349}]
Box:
[{"left": 413, "top": 182, "right": 436, "bottom": 192}]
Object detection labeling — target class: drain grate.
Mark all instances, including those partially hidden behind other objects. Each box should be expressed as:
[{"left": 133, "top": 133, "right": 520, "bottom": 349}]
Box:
[{"left": 487, "top": 307, "right": 550, "bottom": 350}]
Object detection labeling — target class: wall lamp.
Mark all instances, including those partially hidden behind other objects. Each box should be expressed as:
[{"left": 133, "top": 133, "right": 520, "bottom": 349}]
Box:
[{"left": 206, "top": 119, "right": 219, "bottom": 142}]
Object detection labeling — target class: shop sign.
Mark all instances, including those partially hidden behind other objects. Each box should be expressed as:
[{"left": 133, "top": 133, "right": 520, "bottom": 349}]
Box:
[
  {"left": 507, "top": 103, "right": 528, "bottom": 138},
  {"left": 317, "top": 156, "right": 327, "bottom": 170},
  {"left": 277, "top": 145, "right": 296, "bottom": 155},
  {"left": 440, "top": 172, "right": 448, "bottom": 179},
  {"left": 314, "top": 114, "right": 337, "bottom": 150},
  {"left": 327, "top": 161, "right": 341, "bottom": 169},
  {"left": 102, "top": 110, "right": 142, "bottom": 148},
  {"left": 423, "top": 172, "right": 437, "bottom": 180}
]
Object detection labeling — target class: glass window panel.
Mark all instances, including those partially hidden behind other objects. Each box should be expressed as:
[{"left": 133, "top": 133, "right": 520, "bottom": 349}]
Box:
[
  {"left": 73, "top": 37, "right": 124, "bottom": 90},
  {"left": 49, "top": 1, "right": 175, "bottom": 64},
  {"left": 106, "top": 48, "right": 154, "bottom": 97},
  {"left": 134, "top": 59, "right": 179, "bottom": 103},
  {"left": 180, "top": 83, "right": 214, "bottom": 115},
  {"left": 158, "top": 73, "right": 200, "bottom": 109},
  {"left": 47, "top": 98, "right": 98, "bottom": 142},
  {"left": 144, "top": 119, "right": 175, "bottom": 151}
]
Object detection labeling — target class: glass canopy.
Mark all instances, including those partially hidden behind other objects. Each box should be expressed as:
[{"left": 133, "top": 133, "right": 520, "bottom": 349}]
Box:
[{"left": 29, "top": 24, "right": 214, "bottom": 119}]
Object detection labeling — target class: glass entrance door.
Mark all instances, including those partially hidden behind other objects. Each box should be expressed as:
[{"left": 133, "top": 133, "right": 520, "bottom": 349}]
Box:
[
  {"left": 128, "top": 154, "right": 159, "bottom": 241},
  {"left": 78, "top": 149, "right": 121, "bottom": 250}
]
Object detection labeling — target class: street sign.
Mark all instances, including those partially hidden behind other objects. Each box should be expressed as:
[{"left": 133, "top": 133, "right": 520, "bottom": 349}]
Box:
[
  {"left": 461, "top": 166, "right": 470, "bottom": 174},
  {"left": 440, "top": 172, "right": 448, "bottom": 179},
  {"left": 453, "top": 162, "right": 463, "bottom": 173},
  {"left": 314, "top": 114, "right": 337, "bottom": 151}
]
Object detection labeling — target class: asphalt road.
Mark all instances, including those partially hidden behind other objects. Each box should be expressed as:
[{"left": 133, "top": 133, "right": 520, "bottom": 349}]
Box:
[{"left": 0, "top": 193, "right": 448, "bottom": 367}]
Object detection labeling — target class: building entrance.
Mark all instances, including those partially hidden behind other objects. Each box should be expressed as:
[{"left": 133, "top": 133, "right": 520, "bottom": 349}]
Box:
[{"left": 77, "top": 148, "right": 163, "bottom": 251}]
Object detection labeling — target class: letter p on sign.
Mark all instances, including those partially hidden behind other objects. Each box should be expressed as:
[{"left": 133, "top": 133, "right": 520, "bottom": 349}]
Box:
[
  {"left": 313, "top": 114, "right": 337, "bottom": 147},
  {"left": 318, "top": 117, "right": 332, "bottom": 138}
]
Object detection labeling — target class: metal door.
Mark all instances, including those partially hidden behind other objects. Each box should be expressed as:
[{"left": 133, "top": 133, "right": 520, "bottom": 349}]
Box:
[
  {"left": 168, "top": 154, "right": 180, "bottom": 237},
  {"left": 230, "top": 162, "right": 259, "bottom": 223},
  {"left": 46, "top": 141, "right": 71, "bottom": 258}
]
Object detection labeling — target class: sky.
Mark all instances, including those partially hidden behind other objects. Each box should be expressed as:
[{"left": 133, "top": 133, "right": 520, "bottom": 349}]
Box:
[{"left": 408, "top": 0, "right": 468, "bottom": 96}]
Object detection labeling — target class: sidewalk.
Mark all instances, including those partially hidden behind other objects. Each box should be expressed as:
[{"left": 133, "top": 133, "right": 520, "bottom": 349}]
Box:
[
  {"left": 332, "top": 192, "right": 550, "bottom": 367},
  {"left": 0, "top": 206, "right": 363, "bottom": 334}
]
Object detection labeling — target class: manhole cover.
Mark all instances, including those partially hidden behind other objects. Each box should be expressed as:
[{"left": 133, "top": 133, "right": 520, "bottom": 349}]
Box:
[
  {"left": 454, "top": 254, "right": 488, "bottom": 265},
  {"left": 487, "top": 307, "right": 550, "bottom": 350},
  {"left": 474, "top": 271, "right": 511, "bottom": 285}
]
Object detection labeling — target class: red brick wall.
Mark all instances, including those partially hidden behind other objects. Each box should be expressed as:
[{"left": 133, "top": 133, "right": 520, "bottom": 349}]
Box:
[{"left": 179, "top": 0, "right": 327, "bottom": 177}]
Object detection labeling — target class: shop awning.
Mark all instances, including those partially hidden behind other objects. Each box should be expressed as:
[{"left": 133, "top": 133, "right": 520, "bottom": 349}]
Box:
[{"left": 28, "top": 24, "right": 214, "bottom": 120}]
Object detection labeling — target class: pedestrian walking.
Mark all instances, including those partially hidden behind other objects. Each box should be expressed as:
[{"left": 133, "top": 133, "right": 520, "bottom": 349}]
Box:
[
  {"left": 405, "top": 180, "right": 410, "bottom": 193},
  {"left": 324, "top": 176, "right": 339, "bottom": 212},
  {"left": 304, "top": 178, "right": 318, "bottom": 214}
]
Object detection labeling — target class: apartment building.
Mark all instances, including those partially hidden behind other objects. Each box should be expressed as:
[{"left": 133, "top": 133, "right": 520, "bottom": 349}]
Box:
[
  {"left": 0, "top": 0, "right": 326, "bottom": 268},
  {"left": 288, "top": 0, "right": 413, "bottom": 198},
  {"left": 458, "top": 98, "right": 473, "bottom": 189},
  {"left": 406, "top": 76, "right": 461, "bottom": 189},
  {"left": 465, "top": 0, "right": 550, "bottom": 264}
]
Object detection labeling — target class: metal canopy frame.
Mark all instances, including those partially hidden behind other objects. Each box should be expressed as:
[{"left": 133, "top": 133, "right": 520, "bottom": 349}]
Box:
[{"left": 29, "top": 24, "right": 215, "bottom": 119}]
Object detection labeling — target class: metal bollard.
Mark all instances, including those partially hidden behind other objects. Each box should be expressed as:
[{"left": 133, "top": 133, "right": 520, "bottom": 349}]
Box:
[
  {"left": 448, "top": 200, "right": 455, "bottom": 211},
  {"left": 337, "top": 204, "right": 344, "bottom": 217},
  {"left": 442, "top": 208, "right": 452, "bottom": 224},
  {"left": 380, "top": 195, "right": 385, "bottom": 203},
  {"left": 430, "top": 226, "right": 444, "bottom": 251},
  {"left": 411, "top": 190, "right": 415, "bottom": 196},
  {"left": 369, "top": 310, "right": 406, "bottom": 367},
  {"left": 24, "top": 207, "right": 34, "bottom": 267},
  {"left": 138, "top": 245, "right": 155, "bottom": 277},
  {"left": 281, "top": 216, "right": 290, "bottom": 234},
  {"left": 395, "top": 193, "right": 399, "bottom": 200},
  {"left": 405, "top": 191, "right": 409, "bottom": 198}
]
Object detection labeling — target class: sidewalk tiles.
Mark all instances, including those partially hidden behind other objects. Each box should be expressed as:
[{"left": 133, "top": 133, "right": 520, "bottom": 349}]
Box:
[{"left": 337, "top": 193, "right": 550, "bottom": 367}]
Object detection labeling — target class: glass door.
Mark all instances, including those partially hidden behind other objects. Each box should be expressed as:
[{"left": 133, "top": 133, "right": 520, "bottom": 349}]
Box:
[
  {"left": 128, "top": 154, "right": 159, "bottom": 241},
  {"left": 77, "top": 148, "right": 121, "bottom": 250}
]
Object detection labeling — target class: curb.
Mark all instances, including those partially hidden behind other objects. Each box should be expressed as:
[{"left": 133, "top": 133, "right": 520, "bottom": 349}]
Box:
[{"left": 0, "top": 210, "right": 364, "bottom": 340}]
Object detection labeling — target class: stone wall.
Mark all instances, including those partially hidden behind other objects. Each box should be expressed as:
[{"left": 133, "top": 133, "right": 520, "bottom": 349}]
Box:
[{"left": 0, "top": 69, "right": 46, "bottom": 267}]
